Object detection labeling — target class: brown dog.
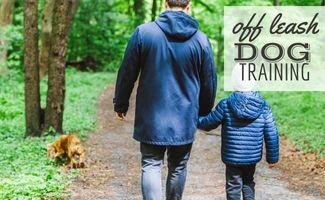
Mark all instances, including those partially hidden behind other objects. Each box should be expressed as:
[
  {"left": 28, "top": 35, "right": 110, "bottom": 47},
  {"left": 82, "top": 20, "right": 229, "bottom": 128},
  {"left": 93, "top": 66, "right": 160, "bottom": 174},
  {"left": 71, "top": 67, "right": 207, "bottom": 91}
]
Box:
[{"left": 47, "top": 134, "right": 85, "bottom": 168}]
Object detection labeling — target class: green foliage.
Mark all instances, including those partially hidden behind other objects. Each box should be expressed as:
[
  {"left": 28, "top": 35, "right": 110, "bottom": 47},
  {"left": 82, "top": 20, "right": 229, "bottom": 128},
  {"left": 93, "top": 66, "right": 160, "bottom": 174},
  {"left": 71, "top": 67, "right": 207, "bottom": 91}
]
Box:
[
  {"left": 63, "top": 70, "right": 115, "bottom": 137},
  {"left": 68, "top": 0, "right": 135, "bottom": 72},
  {"left": 0, "top": 69, "right": 115, "bottom": 199},
  {"left": 0, "top": 25, "right": 23, "bottom": 70},
  {"left": 5, "top": 25, "right": 23, "bottom": 70},
  {"left": 262, "top": 92, "right": 325, "bottom": 157},
  {"left": 280, "top": 0, "right": 323, "bottom": 6},
  {"left": 5, "top": 2, "right": 24, "bottom": 71},
  {"left": 5, "top": 0, "right": 322, "bottom": 72},
  {"left": 216, "top": 75, "right": 325, "bottom": 157}
]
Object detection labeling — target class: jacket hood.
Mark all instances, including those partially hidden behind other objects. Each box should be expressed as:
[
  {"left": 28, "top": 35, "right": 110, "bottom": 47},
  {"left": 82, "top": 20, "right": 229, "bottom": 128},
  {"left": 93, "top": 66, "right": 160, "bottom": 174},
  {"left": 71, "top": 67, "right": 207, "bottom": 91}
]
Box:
[
  {"left": 228, "top": 92, "right": 265, "bottom": 120},
  {"left": 155, "top": 10, "right": 198, "bottom": 41}
]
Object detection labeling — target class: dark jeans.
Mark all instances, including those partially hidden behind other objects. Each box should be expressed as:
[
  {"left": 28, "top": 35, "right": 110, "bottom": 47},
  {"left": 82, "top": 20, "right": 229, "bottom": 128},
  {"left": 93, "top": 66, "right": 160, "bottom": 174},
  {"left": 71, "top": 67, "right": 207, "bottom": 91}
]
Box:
[
  {"left": 226, "top": 164, "right": 256, "bottom": 200},
  {"left": 140, "top": 142, "right": 192, "bottom": 200}
]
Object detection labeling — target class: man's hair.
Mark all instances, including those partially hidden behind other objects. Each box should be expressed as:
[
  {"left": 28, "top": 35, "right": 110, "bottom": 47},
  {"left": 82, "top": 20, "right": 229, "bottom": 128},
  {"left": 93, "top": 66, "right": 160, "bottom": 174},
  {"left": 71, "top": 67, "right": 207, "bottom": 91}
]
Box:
[{"left": 166, "top": 0, "right": 190, "bottom": 8}]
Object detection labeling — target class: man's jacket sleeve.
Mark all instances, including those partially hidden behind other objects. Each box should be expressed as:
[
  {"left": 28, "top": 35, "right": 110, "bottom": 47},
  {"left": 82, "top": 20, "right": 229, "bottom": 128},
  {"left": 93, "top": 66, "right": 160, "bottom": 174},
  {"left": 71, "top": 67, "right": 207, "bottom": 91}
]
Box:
[
  {"left": 199, "top": 40, "right": 217, "bottom": 115},
  {"left": 264, "top": 106, "right": 279, "bottom": 164},
  {"left": 113, "top": 28, "right": 141, "bottom": 113}
]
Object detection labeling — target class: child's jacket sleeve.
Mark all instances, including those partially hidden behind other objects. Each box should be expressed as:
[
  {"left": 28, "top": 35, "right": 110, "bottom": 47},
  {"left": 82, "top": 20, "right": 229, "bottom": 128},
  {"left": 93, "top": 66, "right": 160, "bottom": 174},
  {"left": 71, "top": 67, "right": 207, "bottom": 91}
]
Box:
[
  {"left": 263, "top": 106, "right": 279, "bottom": 164},
  {"left": 198, "top": 100, "right": 225, "bottom": 131}
]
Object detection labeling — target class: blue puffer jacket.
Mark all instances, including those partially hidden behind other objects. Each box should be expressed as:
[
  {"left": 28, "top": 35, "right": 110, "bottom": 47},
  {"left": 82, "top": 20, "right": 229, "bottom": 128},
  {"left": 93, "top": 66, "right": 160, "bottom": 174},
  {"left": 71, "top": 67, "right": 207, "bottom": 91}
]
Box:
[
  {"left": 198, "top": 92, "right": 279, "bottom": 165},
  {"left": 114, "top": 11, "right": 216, "bottom": 145}
]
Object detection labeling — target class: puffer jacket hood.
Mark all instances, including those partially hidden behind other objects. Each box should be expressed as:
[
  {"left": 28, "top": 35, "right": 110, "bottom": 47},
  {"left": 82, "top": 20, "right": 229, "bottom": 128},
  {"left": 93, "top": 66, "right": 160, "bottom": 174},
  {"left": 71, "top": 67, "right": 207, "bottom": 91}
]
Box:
[
  {"left": 155, "top": 10, "right": 199, "bottom": 41},
  {"left": 228, "top": 92, "right": 265, "bottom": 120}
]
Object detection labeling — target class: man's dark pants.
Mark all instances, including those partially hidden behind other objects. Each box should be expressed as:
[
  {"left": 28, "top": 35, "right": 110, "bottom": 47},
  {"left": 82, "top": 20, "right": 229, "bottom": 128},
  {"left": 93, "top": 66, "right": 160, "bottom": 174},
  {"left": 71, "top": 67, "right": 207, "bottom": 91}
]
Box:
[
  {"left": 140, "top": 143, "right": 192, "bottom": 200},
  {"left": 226, "top": 164, "right": 256, "bottom": 200}
]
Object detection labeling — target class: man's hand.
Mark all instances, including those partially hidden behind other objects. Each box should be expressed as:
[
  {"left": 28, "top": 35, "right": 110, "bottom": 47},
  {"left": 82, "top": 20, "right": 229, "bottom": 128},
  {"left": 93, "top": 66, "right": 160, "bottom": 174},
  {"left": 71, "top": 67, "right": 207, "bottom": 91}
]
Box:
[
  {"left": 116, "top": 112, "right": 126, "bottom": 120},
  {"left": 268, "top": 163, "right": 276, "bottom": 168}
]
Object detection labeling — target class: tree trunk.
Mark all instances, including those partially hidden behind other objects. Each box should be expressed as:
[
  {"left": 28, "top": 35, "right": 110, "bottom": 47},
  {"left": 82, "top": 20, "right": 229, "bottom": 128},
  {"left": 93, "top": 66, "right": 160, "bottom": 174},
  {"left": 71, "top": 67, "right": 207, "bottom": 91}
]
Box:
[
  {"left": 24, "top": 0, "right": 41, "bottom": 137},
  {"left": 133, "top": 0, "right": 145, "bottom": 25},
  {"left": 216, "top": 26, "right": 224, "bottom": 71},
  {"left": 39, "top": 0, "right": 55, "bottom": 78},
  {"left": 151, "top": 0, "right": 157, "bottom": 21},
  {"left": 44, "top": 0, "right": 74, "bottom": 133},
  {"left": 67, "top": 0, "right": 80, "bottom": 28},
  {"left": 127, "top": 0, "right": 132, "bottom": 15},
  {"left": 274, "top": 0, "right": 280, "bottom": 6},
  {"left": 39, "top": 0, "right": 79, "bottom": 79},
  {"left": 0, "top": 0, "right": 15, "bottom": 70},
  {"left": 158, "top": 0, "right": 162, "bottom": 14}
]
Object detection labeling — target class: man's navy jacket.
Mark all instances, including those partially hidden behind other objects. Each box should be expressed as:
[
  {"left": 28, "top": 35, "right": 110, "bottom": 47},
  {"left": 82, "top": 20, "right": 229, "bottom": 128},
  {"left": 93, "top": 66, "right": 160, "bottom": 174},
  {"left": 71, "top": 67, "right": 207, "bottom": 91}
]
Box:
[{"left": 114, "top": 11, "right": 217, "bottom": 145}]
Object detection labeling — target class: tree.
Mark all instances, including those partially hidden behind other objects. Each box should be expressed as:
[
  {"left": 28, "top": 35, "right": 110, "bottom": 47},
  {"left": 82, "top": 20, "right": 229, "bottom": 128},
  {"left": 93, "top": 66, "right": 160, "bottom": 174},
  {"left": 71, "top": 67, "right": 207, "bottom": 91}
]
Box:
[
  {"left": 67, "top": 0, "right": 80, "bottom": 28},
  {"left": 24, "top": 0, "right": 41, "bottom": 136},
  {"left": 195, "top": 0, "right": 215, "bottom": 12},
  {"left": 39, "top": 0, "right": 80, "bottom": 79},
  {"left": 133, "top": 0, "right": 145, "bottom": 25},
  {"left": 0, "top": 0, "right": 15, "bottom": 71},
  {"left": 322, "top": 0, "right": 324, "bottom": 6},
  {"left": 0, "top": 0, "right": 15, "bottom": 26},
  {"left": 44, "top": 0, "right": 75, "bottom": 133},
  {"left": 39, "top": 0, "right": 55, "bottom": 78},
  {"left": 151, "top": 0, "right": 157, "bottom": 21},
  {"left": 216, "top": 26, "right": 224, "bottom": 70},
  {"left": 274, "top": 0, "right": 280, "bottom": 6},
  {"left": 157, "top": 0, "right": 163, "bottom": 14}
]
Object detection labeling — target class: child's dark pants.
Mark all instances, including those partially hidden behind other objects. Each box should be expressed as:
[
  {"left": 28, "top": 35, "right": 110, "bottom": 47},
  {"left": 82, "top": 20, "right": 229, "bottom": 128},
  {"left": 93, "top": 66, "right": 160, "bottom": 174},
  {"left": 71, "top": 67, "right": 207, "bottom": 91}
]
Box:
[{"left": 226, "top": 164, "right": 256, "bottom": 200}]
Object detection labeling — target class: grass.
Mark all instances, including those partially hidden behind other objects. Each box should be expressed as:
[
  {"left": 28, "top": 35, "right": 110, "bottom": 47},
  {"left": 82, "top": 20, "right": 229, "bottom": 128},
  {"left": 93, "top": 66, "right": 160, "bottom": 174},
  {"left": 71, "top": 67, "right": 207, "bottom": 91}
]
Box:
[
  {"left": 0, "top": 69, "right": 115, "bottom": 199},
  {"left": 216, "top": 74, "right": 325, "bottom": 157},
  {"left": 262, "top": 92, "right": 325, "bottom": 156}
]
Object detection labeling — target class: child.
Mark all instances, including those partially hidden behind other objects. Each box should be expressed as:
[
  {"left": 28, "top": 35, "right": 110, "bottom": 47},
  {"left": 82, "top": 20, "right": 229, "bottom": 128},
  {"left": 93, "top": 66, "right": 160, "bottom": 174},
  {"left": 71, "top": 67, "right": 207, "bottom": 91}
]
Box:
[{"left": 198, "top": 64, "right": 279, "bottom": 200}]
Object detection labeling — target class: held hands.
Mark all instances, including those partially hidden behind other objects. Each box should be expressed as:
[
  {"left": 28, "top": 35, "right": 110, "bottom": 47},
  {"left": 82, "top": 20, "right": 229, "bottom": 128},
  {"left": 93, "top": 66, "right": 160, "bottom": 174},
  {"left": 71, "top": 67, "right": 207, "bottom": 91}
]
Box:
[{"left": 116, "top": 112, "right": 126, "bottom": 120}]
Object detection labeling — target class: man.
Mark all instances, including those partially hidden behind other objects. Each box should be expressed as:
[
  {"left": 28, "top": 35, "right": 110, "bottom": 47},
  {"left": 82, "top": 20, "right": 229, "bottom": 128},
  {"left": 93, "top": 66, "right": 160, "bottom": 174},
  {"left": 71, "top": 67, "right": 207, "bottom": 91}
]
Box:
[{"left": 113, "top": 0, "right": 216, "bottom": 199}]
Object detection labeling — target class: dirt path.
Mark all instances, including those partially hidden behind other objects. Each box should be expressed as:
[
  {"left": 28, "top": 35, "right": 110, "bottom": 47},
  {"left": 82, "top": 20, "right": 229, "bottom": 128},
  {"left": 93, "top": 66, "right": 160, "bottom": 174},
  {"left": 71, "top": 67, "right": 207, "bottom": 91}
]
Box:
[{"left": 65, "top": 85, "right": 324, "bottom": 200}]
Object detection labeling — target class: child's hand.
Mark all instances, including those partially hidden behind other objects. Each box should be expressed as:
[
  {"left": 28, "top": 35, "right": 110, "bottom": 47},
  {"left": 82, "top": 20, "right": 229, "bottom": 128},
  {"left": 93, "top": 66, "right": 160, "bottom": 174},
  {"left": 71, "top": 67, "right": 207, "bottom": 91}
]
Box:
[{"left": 268, "top": 163, "right": 276, "bottom": 168}]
